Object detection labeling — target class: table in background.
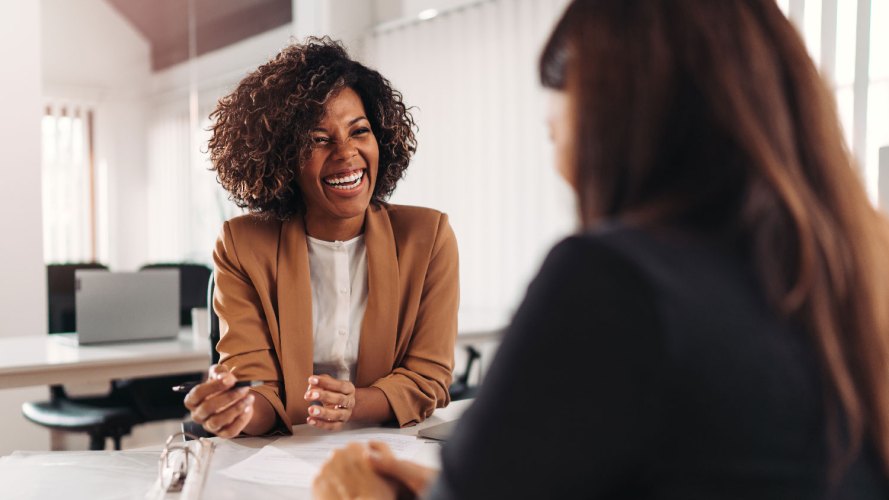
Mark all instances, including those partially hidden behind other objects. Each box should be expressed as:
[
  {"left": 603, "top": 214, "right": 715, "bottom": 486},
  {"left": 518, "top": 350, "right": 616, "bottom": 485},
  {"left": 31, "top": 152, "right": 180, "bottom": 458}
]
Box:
[{"left": 0, "top": 330, "right": 210, "bottom": 389}]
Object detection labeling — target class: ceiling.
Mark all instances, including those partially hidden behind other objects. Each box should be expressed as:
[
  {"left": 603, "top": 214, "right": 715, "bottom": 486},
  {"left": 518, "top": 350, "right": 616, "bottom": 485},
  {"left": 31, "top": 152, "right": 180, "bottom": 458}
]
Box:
[{"left": 106, "top": 0, "right": 292, "bottom": 71}]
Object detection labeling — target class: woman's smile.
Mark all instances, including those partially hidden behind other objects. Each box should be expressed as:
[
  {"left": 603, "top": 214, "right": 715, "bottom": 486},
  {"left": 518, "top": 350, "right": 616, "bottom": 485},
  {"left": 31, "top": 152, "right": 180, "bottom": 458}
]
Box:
[{"left": 322, "top": 167, "right": 367, "bottom": 195}]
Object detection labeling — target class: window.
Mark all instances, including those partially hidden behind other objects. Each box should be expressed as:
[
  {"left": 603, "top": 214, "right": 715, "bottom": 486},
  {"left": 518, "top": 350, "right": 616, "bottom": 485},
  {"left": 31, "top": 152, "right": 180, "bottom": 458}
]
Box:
[
  {"left": 41, "top": 103, "right": 99, "bottom": 263},
  {"left": 781, "top": 0, "right": 887, "bottom": 203}
]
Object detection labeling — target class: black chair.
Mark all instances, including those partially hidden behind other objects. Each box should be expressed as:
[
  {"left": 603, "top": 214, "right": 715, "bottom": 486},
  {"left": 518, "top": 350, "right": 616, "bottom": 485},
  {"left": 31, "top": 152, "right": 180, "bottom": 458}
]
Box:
[
  {"left": 140, "top": 263, "right": 213, "bottom": 326},
  {"left": 23, "top": 263, "right": 213, "bottom": 450},
  {"left": 208, "top": 272, "right": 220, "bottom": 364},
  {"left": 46, "top": 263, "right": 108, "bottom": 333},
  {"left": 23, "top": 263, "right": 141, "bottom": 450},
  {"left": 182, "top": 272, "right": 219, "bottom": 439},
  {"left": 449, "top": 345, "right": 482, "bottom": 401}
]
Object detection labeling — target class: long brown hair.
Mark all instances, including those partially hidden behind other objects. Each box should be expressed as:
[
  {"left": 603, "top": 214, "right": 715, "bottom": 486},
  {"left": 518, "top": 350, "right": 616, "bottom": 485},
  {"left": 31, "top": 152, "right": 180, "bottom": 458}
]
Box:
[{"left": 542, "top": 0, "right": 889, "bottom": 477}]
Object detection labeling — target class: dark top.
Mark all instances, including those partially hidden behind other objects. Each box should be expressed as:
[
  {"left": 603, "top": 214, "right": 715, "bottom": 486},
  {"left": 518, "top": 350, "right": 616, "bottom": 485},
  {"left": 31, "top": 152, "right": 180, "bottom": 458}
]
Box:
[{"left": 428, "top": 224, "right": 888, "bottom": 499}]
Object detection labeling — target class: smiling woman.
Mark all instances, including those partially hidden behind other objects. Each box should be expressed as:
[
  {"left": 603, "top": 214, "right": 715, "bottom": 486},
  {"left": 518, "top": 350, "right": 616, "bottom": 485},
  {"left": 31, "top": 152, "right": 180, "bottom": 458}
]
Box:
[{"left": 183, "top": 37, "right": 459, "bottom": 438}]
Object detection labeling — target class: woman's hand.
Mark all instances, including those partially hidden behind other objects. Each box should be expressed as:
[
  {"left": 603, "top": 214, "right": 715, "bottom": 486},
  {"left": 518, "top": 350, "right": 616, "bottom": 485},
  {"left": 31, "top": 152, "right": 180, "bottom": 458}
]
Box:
[
  {"left": 367, "top": 441, "right": 437, "bottom": 497},
  {"left": 313, "top": 443, "right": 398, "bottom": 500},
  {"left": 313, "top": 441, "right": 438, "bottom": 499},
  {"left": 304, "top": 375, "right": 356, "bottom": 430},
  {"left": 183, "top": 364, "right": 254, "bottom": 438}
]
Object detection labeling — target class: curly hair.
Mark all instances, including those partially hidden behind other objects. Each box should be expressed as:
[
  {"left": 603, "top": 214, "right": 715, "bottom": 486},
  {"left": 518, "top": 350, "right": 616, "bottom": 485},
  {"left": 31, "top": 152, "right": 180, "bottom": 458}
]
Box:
[{"left": 208, "top": 37, "right": 417, "bottom": 220}]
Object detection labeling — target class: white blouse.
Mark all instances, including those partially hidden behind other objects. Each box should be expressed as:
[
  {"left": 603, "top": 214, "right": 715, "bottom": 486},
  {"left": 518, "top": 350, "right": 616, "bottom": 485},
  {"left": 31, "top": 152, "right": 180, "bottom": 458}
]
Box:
[{"left": 306, "top": 234, "right": 368, "bottom": 382}]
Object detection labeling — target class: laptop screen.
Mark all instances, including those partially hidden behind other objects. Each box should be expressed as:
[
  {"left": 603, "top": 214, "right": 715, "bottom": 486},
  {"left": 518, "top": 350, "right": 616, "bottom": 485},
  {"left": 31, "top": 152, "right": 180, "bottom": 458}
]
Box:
[{"left": 75, "top": 270, "right": 180, "bottom": 344}]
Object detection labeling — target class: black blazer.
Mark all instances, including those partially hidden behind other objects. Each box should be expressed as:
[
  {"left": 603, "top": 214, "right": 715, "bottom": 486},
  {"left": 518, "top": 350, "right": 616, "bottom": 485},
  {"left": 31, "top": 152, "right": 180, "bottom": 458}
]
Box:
[{"left": 428, "top": 224, "right": 888, "bottom": 499}]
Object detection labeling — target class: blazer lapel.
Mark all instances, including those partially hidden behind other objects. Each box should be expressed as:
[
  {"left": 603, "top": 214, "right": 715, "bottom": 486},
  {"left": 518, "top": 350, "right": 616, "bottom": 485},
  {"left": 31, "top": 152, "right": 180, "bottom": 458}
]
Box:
[
  {"left": 356, "top": 204, "right": 399, "bottom": 386},
  {"left": 276, "top": 217, "right": 314, "bottom": 416}
]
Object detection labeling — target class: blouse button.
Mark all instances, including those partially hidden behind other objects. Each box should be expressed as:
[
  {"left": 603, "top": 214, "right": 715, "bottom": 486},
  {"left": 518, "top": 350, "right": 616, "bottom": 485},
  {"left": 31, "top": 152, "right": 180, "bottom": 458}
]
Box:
[{"left": 338, "top": 329, "right": 347, "bottom": 336}]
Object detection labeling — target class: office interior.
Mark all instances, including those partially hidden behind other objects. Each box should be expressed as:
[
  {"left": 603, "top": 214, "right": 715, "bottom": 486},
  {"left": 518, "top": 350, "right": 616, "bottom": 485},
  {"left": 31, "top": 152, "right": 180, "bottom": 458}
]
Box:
[{"left": 0, "top": 0, "right": 887, "bottom": 456}]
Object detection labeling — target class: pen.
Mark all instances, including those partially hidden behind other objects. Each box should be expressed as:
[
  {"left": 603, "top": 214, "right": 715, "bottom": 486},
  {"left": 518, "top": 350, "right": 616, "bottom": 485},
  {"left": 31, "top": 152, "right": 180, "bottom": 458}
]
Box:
[{"left": 171, "top": 380, "right": 263, "bottom": 393}]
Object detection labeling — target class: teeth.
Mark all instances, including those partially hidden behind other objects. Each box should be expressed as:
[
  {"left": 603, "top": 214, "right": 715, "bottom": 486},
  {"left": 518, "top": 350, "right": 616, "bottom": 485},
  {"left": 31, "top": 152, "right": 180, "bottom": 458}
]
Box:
[
  {"left": 325, "top": 170, "right": 363, "bottom": 186},
  {"left": 325, "top": 170, "right": 364, "bottom": 190}
]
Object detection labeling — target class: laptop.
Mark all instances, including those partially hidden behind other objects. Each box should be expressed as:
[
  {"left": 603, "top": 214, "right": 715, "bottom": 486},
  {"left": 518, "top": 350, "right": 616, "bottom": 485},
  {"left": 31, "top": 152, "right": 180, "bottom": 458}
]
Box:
[{"left": 58, "top": 270, "right": 180, "bottom": 345}]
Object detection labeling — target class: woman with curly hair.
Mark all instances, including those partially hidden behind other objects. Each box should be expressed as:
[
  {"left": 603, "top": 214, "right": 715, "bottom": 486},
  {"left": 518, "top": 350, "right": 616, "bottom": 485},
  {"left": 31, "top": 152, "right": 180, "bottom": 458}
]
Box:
[{"left": 183, "top": 37, "right": 458, "bottom": 437}]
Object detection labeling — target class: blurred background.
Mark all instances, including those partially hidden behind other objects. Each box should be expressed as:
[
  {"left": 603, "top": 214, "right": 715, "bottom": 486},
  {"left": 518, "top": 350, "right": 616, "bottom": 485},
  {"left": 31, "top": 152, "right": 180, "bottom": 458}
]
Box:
[{"left": 0, "top": 0, "right": 887, "bottom": 453}]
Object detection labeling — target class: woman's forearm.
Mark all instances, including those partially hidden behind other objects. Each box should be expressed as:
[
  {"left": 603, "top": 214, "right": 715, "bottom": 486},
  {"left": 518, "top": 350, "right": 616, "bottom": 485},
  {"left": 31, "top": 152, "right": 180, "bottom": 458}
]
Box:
[
  {"left": 241, "top": 392, "right": 277, "bottom": 435},
  {"left": 351, "top": 386, "right": 395, "bottom": 424}
]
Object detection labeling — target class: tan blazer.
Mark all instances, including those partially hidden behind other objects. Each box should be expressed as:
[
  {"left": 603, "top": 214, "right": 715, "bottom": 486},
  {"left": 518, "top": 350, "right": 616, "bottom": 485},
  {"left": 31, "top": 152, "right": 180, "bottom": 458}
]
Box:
[{"left": 213, "top": 203, "right": 458, "bottom": 430}]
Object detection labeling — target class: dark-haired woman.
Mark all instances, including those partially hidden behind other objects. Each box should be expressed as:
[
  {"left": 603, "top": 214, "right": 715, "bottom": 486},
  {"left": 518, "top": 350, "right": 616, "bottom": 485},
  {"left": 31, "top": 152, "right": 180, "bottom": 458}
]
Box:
[
  {"left": 183, "top": 38, "right": 458, "bottom": 437},
  {"left": 313, "top": 0, "right": 889, "bottom": 498}
]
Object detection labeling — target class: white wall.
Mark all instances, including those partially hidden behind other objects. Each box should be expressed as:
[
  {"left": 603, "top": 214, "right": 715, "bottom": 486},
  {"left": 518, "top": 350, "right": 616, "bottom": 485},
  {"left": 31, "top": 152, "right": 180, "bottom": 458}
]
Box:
[
  {"left": 42, "top": 0, "right": 152, "bottom": 271},
  {"left": 0, "top": 0, "right": 53, "bottom": 455},
  {"left": 1, "top": 2, "right": 45, "bottom": 338}
]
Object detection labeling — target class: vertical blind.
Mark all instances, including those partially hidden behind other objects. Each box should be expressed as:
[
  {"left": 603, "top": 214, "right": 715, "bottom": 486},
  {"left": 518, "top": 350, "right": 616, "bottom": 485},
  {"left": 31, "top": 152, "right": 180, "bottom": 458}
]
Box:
[
  {"left": 147, "top": 94, "right": 240, "bottom": 265},
  {"left": 364, "top": 0, "right": 574, "bottom": 323}
]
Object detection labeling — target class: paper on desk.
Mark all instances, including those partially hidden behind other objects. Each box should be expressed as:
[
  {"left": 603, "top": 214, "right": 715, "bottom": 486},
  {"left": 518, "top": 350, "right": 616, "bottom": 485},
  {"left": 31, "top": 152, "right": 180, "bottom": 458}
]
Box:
[
  {"left": 216, "top": 433, "right": 426, "bottom": 489},
  {"left": 273, "top": 432, "right": 426, "bottom": 464},
  {"left": 217, "top": 445, "right": 319, "bottom": 488}
]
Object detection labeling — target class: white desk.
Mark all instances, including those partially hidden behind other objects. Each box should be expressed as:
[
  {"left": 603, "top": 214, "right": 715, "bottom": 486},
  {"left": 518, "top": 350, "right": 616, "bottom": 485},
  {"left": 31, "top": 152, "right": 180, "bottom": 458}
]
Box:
[
  {"left": 0, "top": 399, "right": 472, "bottom": 500},
  {"left": 200, "top": 399, "right": 470, "bottom": 499},
  {"left": 0, "top": 331, "right": 211, "bottom": 389}
]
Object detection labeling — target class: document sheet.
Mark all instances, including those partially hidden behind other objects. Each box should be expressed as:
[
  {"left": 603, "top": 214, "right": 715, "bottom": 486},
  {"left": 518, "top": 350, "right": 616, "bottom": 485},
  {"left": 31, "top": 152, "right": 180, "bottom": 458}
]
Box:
[{"left": 216, "top": 432, "right": 426, "bottom": 489}]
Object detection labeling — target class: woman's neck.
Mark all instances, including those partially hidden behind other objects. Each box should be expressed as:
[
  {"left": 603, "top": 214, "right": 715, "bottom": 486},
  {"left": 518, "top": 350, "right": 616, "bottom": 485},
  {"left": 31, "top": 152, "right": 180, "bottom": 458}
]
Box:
[{"left": 303, "top": 211, "right": 366, "bottom": 242}]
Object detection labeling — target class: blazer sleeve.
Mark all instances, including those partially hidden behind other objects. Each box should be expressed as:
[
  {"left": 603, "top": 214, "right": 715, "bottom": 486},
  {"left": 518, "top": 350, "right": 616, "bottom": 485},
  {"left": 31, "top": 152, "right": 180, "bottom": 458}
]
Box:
[
  {"left": 213, "top": 221, "right": 291, "bottom": 430},
  {"left": 372, "top": 214, "right": 459, "bottom": 427}
]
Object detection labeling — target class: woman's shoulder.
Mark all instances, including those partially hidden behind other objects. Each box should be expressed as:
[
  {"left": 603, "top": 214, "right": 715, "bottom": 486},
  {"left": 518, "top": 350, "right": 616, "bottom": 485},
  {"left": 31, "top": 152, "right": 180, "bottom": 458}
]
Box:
[
  {"left": 376, "top": 203, "right": 452, "bottom": 238},
  {"left": 223, "top": 212, "right": 283, "bottom": 240},
  {"left": 378, "top": 202, "right": 446, "bottom": 224}
]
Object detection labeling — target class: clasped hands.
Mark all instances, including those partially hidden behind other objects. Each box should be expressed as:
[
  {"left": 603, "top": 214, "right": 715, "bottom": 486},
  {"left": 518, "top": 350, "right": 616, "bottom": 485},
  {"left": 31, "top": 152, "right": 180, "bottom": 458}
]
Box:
[{"left": 305, "top": 374, "right": 356, "bottom": 430}]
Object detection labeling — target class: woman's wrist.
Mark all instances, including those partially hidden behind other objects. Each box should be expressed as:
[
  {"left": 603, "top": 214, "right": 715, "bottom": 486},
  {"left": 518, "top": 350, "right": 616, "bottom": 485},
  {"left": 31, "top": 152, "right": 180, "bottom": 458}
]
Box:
[
  {"left": 351, "top": 386, "right": 395, "bottom": 424},
  {"left": 241, "top": 393, "right": 277, "bottom": 435}
]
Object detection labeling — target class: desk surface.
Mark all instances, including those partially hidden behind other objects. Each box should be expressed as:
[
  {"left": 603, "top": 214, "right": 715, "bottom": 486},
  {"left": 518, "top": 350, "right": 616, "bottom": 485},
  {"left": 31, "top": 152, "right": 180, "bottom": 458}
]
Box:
[
  {"left": 1, "top": 399, "right": 472, "bottom": 500},
  {"left": 0, "top": 331, "right": 210, "bottom": 389}
]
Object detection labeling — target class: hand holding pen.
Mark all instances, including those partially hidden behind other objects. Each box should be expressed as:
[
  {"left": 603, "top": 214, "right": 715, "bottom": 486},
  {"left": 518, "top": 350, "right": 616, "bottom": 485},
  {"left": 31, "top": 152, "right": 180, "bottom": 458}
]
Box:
[{"left": 182, "top": 364, "right": 258, "bottom": 438}]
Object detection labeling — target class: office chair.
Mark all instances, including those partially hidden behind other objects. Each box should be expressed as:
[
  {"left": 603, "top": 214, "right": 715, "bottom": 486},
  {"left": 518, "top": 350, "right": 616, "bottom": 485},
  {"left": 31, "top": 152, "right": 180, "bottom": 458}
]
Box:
[
  {"left": 449, "top": 345, "right": 482, "bottom": 401},
  {"left": 23, "top": 263, "right": 213, "bottom": 450},
  {"left": 23, "top": 263, "right": 141, "bottom": 450},
  {"left": 208, "top": 272, "right": 220, "bottom": 365},
  {"left": 182, "top": 272, "right": 219, "bottom": 440}
]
